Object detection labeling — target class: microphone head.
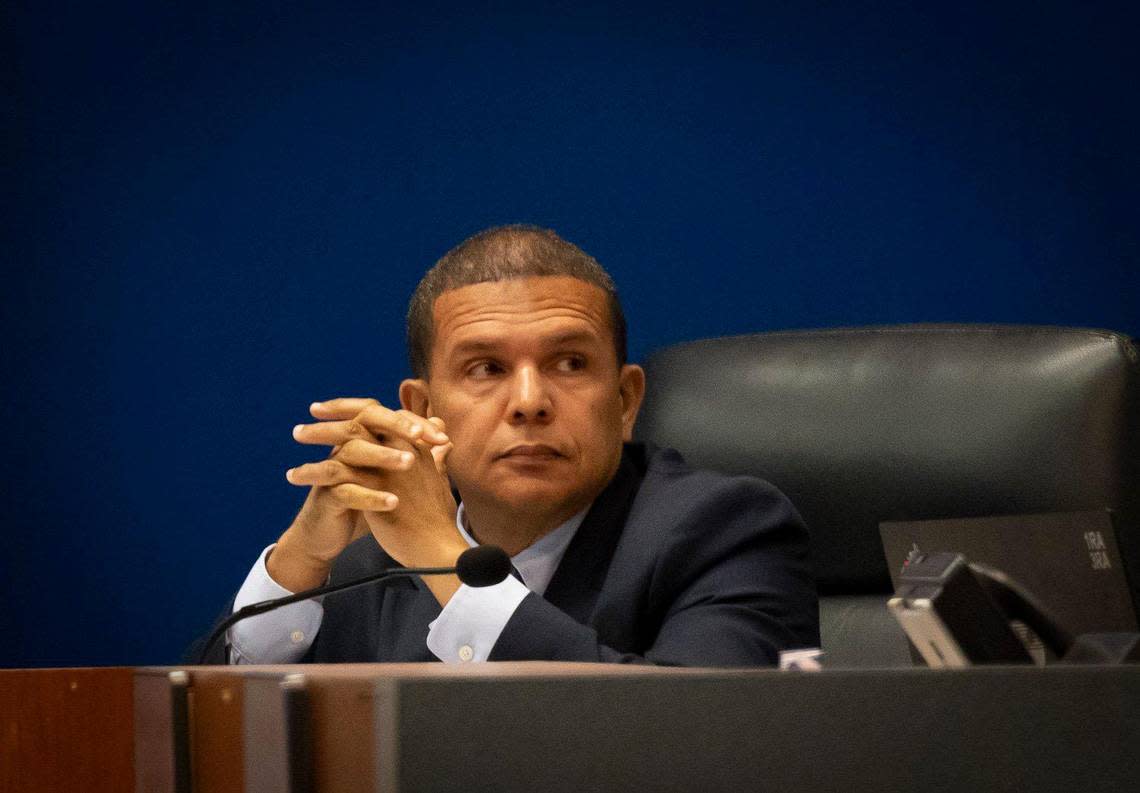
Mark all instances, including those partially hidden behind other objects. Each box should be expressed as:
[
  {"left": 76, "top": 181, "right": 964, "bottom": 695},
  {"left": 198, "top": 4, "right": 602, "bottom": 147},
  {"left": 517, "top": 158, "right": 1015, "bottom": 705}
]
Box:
[{"left": 456, "top": 545, "right": 512, "bottom": 587}]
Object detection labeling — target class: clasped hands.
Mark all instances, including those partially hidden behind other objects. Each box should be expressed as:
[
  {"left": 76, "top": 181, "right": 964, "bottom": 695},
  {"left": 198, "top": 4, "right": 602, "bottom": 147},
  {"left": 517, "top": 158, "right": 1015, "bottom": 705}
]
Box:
[{"left": 268, "top": 397, "right": 469, "bottom": 603}]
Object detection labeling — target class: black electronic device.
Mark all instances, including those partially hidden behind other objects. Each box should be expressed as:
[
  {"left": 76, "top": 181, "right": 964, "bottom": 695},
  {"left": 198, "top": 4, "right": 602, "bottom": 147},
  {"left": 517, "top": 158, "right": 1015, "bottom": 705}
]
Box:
[
  {"left": 887, "top": 551, "right": 1077, "bottom": 666},
  {"left": 889, "top": 552, "right": 1029, "bottom": 666},
  {"left": 882, "top": 510, "right": 1140, "bottom": 668}
]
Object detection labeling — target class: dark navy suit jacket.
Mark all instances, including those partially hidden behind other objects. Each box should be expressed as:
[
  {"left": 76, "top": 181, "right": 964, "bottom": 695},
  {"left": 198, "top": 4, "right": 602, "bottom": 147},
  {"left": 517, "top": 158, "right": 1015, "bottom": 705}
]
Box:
[{"left": 196, "top": 443, "right": 819, "bottom": 666}]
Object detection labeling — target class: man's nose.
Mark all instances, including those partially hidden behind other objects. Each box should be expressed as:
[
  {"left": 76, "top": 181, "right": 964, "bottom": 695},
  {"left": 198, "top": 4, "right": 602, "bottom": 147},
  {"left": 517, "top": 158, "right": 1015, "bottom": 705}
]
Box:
[{"left": 507, "top": 366, "right": 553, "bottom": 423}]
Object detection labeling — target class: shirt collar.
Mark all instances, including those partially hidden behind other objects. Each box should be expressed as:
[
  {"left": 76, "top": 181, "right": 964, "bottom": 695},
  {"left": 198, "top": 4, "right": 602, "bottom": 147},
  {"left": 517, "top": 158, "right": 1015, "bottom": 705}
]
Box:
[{"left": 454, "top": 502, "right": 589, "bottom": 595}]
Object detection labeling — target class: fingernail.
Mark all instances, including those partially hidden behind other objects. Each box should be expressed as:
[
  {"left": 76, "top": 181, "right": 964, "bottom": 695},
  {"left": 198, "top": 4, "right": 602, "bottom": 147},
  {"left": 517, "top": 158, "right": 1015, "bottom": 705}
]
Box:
[
  {"left": 309, "top": 402, "right": 323, "bottom": 412},
  {"left": 384, "top": 495, "right": 398, "bottom": 509},
  {"left": 292, "top": 424, "right": 304, "bottom": 439},
  {"left": 285, "top": 468, "right": 296, "bottom": 482},
  {"left": 400, "top": 452, "right": 414, "bottom": 467}
]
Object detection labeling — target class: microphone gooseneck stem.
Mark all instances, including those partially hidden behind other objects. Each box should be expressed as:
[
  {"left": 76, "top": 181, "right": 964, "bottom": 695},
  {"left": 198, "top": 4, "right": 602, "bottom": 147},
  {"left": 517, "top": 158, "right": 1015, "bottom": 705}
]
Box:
[{"left": 196, "top": 566, "right": 457, "bottom": 665}]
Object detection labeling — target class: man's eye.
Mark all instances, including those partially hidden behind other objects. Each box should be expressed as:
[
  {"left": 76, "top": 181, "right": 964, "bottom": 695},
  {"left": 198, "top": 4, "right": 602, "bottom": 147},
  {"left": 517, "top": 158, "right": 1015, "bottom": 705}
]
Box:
[
  {"left": 468, "top": 362, "right": 503, "bottom": 378},
  {"left": 555, "top": 356, "right": 586, "bottom": 372}
]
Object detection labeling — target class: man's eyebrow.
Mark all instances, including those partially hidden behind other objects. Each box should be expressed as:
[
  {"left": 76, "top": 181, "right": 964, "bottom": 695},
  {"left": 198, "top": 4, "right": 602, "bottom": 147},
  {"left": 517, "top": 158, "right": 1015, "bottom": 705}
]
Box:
[
  {"left": 448, "top": 339, "right": 501, "bottom": 357},
  {"left": 544, "top": 330, "right": 601, "bottom": 348},
  {"left": 447, "top": 331, "right": 602, "bottom": 357}
]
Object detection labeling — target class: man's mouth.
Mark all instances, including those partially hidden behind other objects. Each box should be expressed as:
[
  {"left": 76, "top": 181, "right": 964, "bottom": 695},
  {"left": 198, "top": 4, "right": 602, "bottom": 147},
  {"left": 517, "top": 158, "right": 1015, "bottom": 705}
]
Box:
[{"left": 497, "top": 444, "right": 565, "bottom": 460}]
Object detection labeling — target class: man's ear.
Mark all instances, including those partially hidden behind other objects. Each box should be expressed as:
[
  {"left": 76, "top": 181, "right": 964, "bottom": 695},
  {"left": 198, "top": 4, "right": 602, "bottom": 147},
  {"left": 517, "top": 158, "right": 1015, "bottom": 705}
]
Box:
[
  {"left": 399, "top": 378, "right": 432, "bottom": 418},
  {"left": 618, "top": 364, "right": 646, "bottom": 441}
]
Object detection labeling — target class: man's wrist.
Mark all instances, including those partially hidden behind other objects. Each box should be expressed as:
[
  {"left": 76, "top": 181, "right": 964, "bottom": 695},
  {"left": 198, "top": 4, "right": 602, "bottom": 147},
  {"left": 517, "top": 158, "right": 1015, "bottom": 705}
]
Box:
[
  {"left": 409, "top": 527, "right": 473, "bottom": 607},
  {"left": 430, "top": 531, "right": 473, "bottom": 567},
  {"left": 422, "top": 573, "right": 463, "bottom": 608},
  {"left": 267, "top": 531, "right": 334, "bottom": 592}
]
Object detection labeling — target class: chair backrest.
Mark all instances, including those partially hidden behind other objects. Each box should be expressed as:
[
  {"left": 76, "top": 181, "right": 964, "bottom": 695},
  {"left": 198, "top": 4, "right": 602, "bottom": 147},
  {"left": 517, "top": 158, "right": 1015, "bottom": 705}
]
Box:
[{"left": 636, "top": 325, "right": 1140, "bottom": 665}]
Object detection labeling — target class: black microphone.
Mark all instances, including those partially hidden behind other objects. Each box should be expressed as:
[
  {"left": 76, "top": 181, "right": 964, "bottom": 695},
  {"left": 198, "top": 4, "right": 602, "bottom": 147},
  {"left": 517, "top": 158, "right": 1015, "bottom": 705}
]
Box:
[
  {"left": 455, "top": 544, "right": 514, "bottom": 586},
  {"left": 197, "top": 545, "right": 512, "bottom": 664}
]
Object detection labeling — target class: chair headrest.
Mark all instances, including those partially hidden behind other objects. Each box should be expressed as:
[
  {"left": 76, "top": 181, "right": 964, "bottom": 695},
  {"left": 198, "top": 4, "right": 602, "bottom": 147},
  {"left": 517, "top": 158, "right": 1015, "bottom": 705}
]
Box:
[{"left": 636, "top": 325, "right": 1140, "bottom": 594}]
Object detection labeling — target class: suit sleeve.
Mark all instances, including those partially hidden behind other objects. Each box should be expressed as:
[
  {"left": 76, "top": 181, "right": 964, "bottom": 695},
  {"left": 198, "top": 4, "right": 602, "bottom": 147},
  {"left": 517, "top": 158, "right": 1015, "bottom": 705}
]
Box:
[
  {"left": 184, "top": 544, "right": 324, "bottom": 665},
  {"left": 488, "top": 475, "right": 819, "bottom": 666}
]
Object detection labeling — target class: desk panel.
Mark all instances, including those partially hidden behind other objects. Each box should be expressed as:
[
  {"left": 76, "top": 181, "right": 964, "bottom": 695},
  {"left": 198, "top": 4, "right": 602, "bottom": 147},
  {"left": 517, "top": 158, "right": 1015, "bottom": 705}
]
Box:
[
  {"left": 0, "top": 667, "right": 133, "bottom": 793},
  {"left": 372, "top": 666, "right": 1139, "bottom": 793}
]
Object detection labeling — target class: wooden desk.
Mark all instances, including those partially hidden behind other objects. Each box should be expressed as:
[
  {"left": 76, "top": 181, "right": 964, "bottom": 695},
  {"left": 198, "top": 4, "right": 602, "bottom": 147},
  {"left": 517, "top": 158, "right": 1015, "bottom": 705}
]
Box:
[
  {"left": 0, "top": 667, "right": 134, "bottom": 793},
  {"left": 5, "top": 664, "right": 1139, "bottom": 793},
  {"left": 132, "top": 662, "right": 682, "bottom": 793}
]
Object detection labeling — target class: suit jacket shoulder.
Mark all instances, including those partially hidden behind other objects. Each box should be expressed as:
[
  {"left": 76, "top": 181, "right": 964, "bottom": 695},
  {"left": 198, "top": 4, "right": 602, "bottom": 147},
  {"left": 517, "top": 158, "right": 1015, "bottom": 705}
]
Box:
[{"left": 489, "top": 443, "right": 819, "bottom": 665}]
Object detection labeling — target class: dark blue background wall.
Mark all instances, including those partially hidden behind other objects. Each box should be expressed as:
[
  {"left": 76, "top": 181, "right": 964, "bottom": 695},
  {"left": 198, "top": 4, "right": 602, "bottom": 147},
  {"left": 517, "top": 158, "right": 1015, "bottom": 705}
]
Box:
[{"left": 4, "top": 1, "right": 1137, "bottom": 667}]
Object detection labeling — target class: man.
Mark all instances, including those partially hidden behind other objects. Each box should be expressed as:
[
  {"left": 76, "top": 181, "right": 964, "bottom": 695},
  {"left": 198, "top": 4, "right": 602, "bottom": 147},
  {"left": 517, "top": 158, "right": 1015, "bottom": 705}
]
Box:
[{"left": 201, "top": 225, "right": 818, "bottom": 666}]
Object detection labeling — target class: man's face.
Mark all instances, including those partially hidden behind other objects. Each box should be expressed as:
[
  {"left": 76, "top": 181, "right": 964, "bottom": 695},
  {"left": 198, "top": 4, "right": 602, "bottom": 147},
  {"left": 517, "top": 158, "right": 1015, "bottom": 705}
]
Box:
[{"left": 403, "top": 275, "right": 644, "bottom": 525}]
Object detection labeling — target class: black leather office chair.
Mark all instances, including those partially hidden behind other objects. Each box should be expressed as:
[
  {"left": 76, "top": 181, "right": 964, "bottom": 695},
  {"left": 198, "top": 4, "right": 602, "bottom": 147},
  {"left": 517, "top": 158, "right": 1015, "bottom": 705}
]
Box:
[{"left": 636, "top": 325, "right": 1140, "bottom": 667}]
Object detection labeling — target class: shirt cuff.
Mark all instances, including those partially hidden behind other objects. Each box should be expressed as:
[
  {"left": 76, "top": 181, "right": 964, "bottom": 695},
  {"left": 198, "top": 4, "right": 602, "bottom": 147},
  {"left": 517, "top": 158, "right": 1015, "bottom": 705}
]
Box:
[
  {"left": 228, "top": 544, "right": 324, "bottom": 664},
  {"left": 426, "top": 575, "right": 530, "bottom": 663}
]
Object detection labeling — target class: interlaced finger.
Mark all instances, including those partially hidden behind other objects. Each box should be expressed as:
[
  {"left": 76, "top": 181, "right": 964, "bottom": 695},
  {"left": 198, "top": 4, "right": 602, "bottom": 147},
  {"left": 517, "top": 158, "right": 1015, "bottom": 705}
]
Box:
[
  {"left": 335, "top": 439, "right": 416, "bottom": 471},
  {"left": 285, "top": 458, "right": 365, "bottom": 487},
  {"left": 293, "top": 419, "right": 378, "bottom": 447},
  {"left": 354, "top": 404, "right": 449, "bottom": 445},
  {"left": 308, "top": 398, "right": 380, "bottom": 419},
  {"left": 327, "top": 483, "right": 399, "bottom": 512},
  {"left": 301, "top": 401, "right": 449, "bottom": 447}
]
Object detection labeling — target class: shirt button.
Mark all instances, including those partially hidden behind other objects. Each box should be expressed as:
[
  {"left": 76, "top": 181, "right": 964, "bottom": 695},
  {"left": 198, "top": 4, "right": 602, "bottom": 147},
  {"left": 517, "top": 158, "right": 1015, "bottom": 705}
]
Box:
[
  {"left": 290, "top": 630, "right": 305, "bottom": 644},
  {"left": 458, "top": 645, "right": 474, "bottom": 662}
]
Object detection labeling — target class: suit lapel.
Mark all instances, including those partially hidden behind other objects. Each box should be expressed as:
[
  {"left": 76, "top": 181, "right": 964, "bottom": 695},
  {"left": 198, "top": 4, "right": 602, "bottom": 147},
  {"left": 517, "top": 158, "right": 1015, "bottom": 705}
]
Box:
[
  {"left": 382, "top": 579, "right": 443, "bottom": 662},
  {"left": 542, "top": 446, "right": 644, "bottom": 624}
]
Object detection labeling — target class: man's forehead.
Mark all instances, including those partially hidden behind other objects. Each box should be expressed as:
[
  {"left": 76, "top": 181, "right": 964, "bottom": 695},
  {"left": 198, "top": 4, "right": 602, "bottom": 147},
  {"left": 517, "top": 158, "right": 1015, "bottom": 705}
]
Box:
[{"left": 431, "top": 276, "right": 611, "bottom": 347}]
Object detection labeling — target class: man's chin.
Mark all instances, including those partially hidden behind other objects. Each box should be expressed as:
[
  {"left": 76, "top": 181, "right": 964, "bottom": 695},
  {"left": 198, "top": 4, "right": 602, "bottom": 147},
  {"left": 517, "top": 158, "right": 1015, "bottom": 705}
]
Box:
[
  {"left": 487, "top": 481, "right": 592, "bottom": 518},
  {"left": 495, "top": 481, "right": 575, "bottom": 506},
  {"left": 453, "top": 463, "right": 614, "bottom": 523}
]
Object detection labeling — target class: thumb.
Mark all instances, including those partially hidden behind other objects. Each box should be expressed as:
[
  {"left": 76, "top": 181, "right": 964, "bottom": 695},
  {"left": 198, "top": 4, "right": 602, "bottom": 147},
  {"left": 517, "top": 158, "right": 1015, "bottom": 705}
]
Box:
[
  {"left": 430, "top": 441, "right": 452, "bottom": 476},
  {"left": 349, "top": 511, "right": 371, "bottom": 542}
]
